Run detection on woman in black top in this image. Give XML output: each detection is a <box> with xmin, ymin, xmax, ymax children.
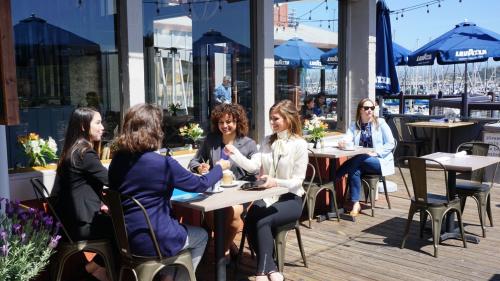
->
<box><xmin>52</xmin><ymin>107</ymin><xmax>110</xmax><ymax>281</ymax></box>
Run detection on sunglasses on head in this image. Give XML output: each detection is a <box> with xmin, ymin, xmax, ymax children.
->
<box><xmin>362</xmin><ymin>106</ymin><xmax>376</xmax><ymax>111</ymax></box>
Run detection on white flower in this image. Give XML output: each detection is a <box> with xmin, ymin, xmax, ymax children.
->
<box><xmin>47</xmin><ymin>137</ymin><xmax>58</xmax><ymax>153</ymax></box>
<box><xmin>32</xmin><ymin>145</ymin><xmax>41</xmax><ymax>154</ymax></box>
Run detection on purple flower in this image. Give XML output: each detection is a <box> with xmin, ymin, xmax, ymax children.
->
<box><xmin>12</xmin><ymin>224</ymin><xmax>22</xmax><ymax>235</ymax></box>
<box><xmin>5</xmin><ymin>201</ymin><xmax>14</xmax><ymax>218</ymax></box>
<box><xmin>21</xmin><ymin>233</ymin><xmax>27</xmax><ymax>244</ymax></box>
<box><xmin>32</xmin><ymin>218</ymin><xmax>41</xmax><ymax>231</ymax></box>
<box><xmin>1</xmin><ymin>244</ymin><xmax>8</xmax><ymax>257</ymax></box>
<box><xmin>18</xmin><ymin>212</ymin><xmax>29</xmax><ymax>223</ymax></box>
<box><xmin>43</xmin><ymin>216</ymin><xmax>54</xmax><ymax>229</ymax></box>
<box><xmin>1</xmin><ymin>231</ymin><xmax>7</xmax><ymax>243</ymax></box>
<box><xmin>54</xmin><ymin>222</ymin><xmax>62</xmax><ymax>235</ymax></box>
<box><xmin>48</xmin><ymin>235</ymin><xmax>61</xmax><ymax>249</ymax></box>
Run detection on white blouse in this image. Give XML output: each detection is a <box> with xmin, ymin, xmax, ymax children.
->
<box><xmin>229</xmin><ymin>130</ymin><xmax>309</xmax><ymax>205</ymax></box>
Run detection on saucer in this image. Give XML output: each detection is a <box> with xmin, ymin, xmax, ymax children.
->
<box><xmin>340</xmin><ymin>147</ymin><xmax>356</xmax><ymax>151</ymax></box>
<box><xmin>205</xmin><ymin>188</ymin><xmax>223</xmax><ymax>193</ymax></box>
<box><xmin>220</xmin><ymin>183</ymin><xmax>238</xmax><ymax>188</ymax></box>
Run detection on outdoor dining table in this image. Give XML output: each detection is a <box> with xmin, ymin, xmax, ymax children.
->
<box><xmin>421</xmin><ymin>152</ymin><xmax>500</xmax><ymax>244</ymax></box>
<box><xmin>308</xmin><ymin>146</ymin><xmax>374</xmax><ymax>216</ymax></box>
<box><xmin>407</xmin><ymin>121</ymin><xmax>475</xmax><ymax>153</ymax></box>
<box><xmin>172</xmin><ymin>181</ymin><xmax>288</xmax><ymax>281</ymax></box>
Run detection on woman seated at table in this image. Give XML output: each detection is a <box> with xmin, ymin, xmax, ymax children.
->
<box><xmin>108</xmin><ymin>103</ymin><xmax>231</xmax><ymax>280</ymax></box>
<box><xmin>336</xmin><ymin>98</ymin><xmax>395</xmax><ymax>216</ymax></box>
<box><xmin>301</xmin><ymin>96</ymin><xmax>315</xmax><ymax>120</ymax></box>
<box><xmin>188</xmin><ymin>103</ymin><xmax>257</xmax><ymax>260</ymax></box>
<box><xmin>314</xmin><ymin>92</ymin><xmax>327</xmax><ymax>117</ymax></box>
<box><xmin>224</xmin><ymin>99</ymin><xmax>308</xmax><ymax>281</ymax></box>
<box><xmin>52</xmin><ymin>107</ymin><xmax>111</xmax><ymax>281</ymax></box>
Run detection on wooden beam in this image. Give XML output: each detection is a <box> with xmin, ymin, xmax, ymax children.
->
<box><xmin>0</xmin><ymin>0</ymin><xmax>19</xmax><ymax>125</ymax></box>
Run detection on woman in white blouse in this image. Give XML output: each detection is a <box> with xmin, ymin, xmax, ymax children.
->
<box><xmin>224</xmin><ymin>99</ymin><xmax>308</xmax><ymax>281</ymax></box>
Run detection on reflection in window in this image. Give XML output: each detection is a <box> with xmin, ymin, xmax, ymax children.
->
<box><xmin>8</xmin><ymin>1</ymin><xmax>119</xmax><ymax>168</ymax></box>
<box><xmin>273</xmin><ymin>0</ymin><xmax>338</xmax><ymax>127</ymax></box>
<box><xmin>143</xmin><ymin>0</ymin><xmax>252</xmax><ymax>148</ymax></box>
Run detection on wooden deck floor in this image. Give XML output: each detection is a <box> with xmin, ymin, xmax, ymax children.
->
<box><xmin>197</xmin><ymin>168</ymin><xmax>500</xmax><ymax>281</ymax></box>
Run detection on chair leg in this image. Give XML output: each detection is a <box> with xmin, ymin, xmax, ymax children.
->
<box><xmin>401</xmin><ymin>204</ymin><xmax>417</xmax><ymax>249</ymax></box>
<box><xmin>381</xmin><ymin>177</ymin><xmax>391</xmax><ymax>209</ymax></box>
<box><xmin>486</xmin><ymin>194</ymin><xmax>493</xmax><ymax>227</ymax></box>
<box><xmin>455</xmin><ymin>208</ymin><xmax>468</xmax><ymax>249</ymax></box>
<box><xmin>419</xmin><ymin>210</ymin><xmax>428</xmax><ymax>238</ymax></box>
<box><xmin>328</xmin><ymin>187</ymin><xmax>341</xmax><ymax>222</ymax></box>
<box><xmin>474</xmin><ymin>193</ymin><xmax>487</xmax><ymax>238</ymax></box>
<box><xmin>459</xmin><ymin>196</ymin><xmax>467</xmax><ymax>213</ymax></box>
<box><xmin>295</xmin><ymin>226</ymin><xmax>308</xmax><ymax>268</ymax></box>
<box><xmin>429</xmin><ymin>208</ymin><xmax>446</xmax><ymax>258</ymax></box>
<box><xmin>274</xmin><ymin>230</ymin><xmax>288</xmax><ymax>273</ymax></box>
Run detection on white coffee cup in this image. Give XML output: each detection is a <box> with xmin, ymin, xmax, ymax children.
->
<box><xmin>344</xmin><ymin>141</ymin><xmax>354</xmax><ymax>150</ymax></box>
<box><xmin>222</xmin><ymin>170</ymin><xmax>235</xmax><ymax>185</ymax></box>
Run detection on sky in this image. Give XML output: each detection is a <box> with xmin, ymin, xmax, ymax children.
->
<box><xmin>289</xmin><ymin>0</ymin><xmax>500</xmax><ymax>51</ymax></box>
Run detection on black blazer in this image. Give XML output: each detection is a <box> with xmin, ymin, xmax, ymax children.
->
<box><xmin>52</xmin><ymin>149</ymin><xmax>108</xmax><ymax>239</ymax></box>
<box><xmin>188</xmin><ymin>133</ymin><xmax>257</xmax><ymax>180</ymax></box>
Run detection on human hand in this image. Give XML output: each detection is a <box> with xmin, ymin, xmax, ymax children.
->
<box><xmin>258</xmin><ymin>175</ymin><xmax>278</xmax><ymax>189</ymax></box>
<box><xmin>197</xmin><ymin>163</ymin><xmax>210</xmax><ymax>174</ymax></box>
<box><xmin>338</xmin><ymin>140</ymin><xmax>346</xmax><ymax>149</ymax></box>
<box><xmin>367</xmin><ymin>151</ymin><xmax>378</xmax><ymax>157</ymax></box>
<box><xmin>216</xmin><ymin>159</ymin><xmax>231</xmax><ymax>170</ymax></box>
<box><xmin>223</xmin><ymin>144</ymin><xmax>237</xmax><ymax>156</ymax></box>
<box><xmin>100</xmin><ymin>204</ymin><xmax>109</xmax><ymax>214</ymax></box>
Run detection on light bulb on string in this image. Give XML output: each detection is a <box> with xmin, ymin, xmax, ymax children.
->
<box><xmin>219</xmin><ymin>0</ymin><xmax>222</xmax><ymax>11</ymax></box>
<box><xmin>438</xmin><ymin>1</ymin><xmax>441</xmax><ymax>7</ymax></box>
<box><xmin>188</xmin><ymin>2</ymin><xmax>192</xmax><ymax>17</ymax></box>
<box><xmin>309</xmin><ymin>11</ymin><xmax>311</xmax><ymax>20</ymax></box>
<box><xmin>426</xmin><ymin>5</ymin><xmax>429</xmax><ymax>13</ymax></box>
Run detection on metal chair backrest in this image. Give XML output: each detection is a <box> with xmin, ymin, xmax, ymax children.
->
<box><xmin>392</xmin><ymin>117</ymin><xmax>406</xmax><ymax>142</ymax></box>
<box><xmin>456</xmin><ymin>141</ymin><xmax>500</xmax><ymax>185</ymax></box>
<box><xmin>30</xmin><ymin>178</ymin><xmax>73</xmax><ymax>243</ymax></box>
<box><xmin>307</xmin><ymin>148</ymin><xmax>323</xmax><ymax>186</ymax></box>
<box><xmin>397</xmin><ymin>157</ymin><xmax>449</xmax><ymax>204</ymax></box>
<box><xmin>392</xmin><ymin>117</ymin><xmax>417</xmax><ymax>142</ymax></box>
<box><xmin>302</xmin><ymin>163</ymin><xmax>316</xmax><ymax>210</ymax></box>
<box><xmin>104</xmin><ymin>189</ymin><xmax>164</xmax><ymax>260</ymax></box>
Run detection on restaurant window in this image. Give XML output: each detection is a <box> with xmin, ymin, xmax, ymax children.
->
<box><xmin>143</xmin><ymin>0</ymin><xmax>252</xmax><ymax>148</ymax></box>
<box><xmin>7</xmin><ymin>0</ymin><xmax>120</xmax><ymax>168</ymax></box>
<box><xmin>273</xmin><ymin>0</ymin><xmax>338</xmax><ymax>128</ymax></box>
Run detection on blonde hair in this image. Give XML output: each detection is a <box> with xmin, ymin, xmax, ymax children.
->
<box><xmin>268</xmin><ymin>99</ymin><xmax>303</xmax><ymax>145</ymax></box>
<box><xmin>355</xmin><ymin>98</ymin><xmax>379</xmax><ymax>130</ymax></box>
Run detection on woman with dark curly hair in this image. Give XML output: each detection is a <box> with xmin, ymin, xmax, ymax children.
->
<box><xmin>188</xmin><ymin>103</ymin><xmax>257</xmax><ymax>260</ymax></box>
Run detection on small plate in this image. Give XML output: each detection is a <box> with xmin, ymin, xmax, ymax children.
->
<box><xmin>340</xmin><ymin>147</ymin><xmax>356</xmax><ymax>151</ymax></box>
<box><xmin>220</xmin><ymin>183</ymin><xmax>238</xmax><ymax>188</ymax></box>
<box><xmin>205</xmin><ymin>188</ymin><xmax>223</xmax><ymax>193</ymax></box>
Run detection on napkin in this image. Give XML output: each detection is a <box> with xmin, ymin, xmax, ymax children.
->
<box><xmin>433</xmin><ymin>156</ymin><xmax>450</xmax><ymax>162</ymax></box>
<box><xmin>455</xmin><ymin>151</ymin><xmax>467</xmax><ymax>157</ymax></box>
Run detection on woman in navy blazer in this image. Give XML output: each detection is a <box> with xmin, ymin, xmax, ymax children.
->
<box><xmin>188</xmin><ymin>103</ymin><xmax>257</xmax><ymax>260</ymax></box>
<box><xmin>108</xmin><ymin>104</ymin><xmax>230</xmax><ymax>278</ymax></box>
<box><xmin>337</xmin><ymin>98</ymin><xmax>395</xmax><ymax>216</ymax></box>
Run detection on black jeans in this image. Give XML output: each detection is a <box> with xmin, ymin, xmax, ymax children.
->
<box><xmin>245</xmin><ymin>193</ymin><xmax>302</xmax><ymax>274</ymax></box>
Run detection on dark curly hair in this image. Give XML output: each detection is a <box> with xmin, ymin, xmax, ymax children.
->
<box><xmin>210</xmin><ymin>103</ymin><xmax>249</xmax><ymax>138</ymax></box>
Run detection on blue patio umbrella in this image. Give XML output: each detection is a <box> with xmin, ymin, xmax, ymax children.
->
<box><xmin>407</xmin><ymin>21</ymin><xmax>500</xmax><ymax>116</ymax></box>
<box><xmin>274</xmin><ymin>37</ymin><xmax>324</xmax><ymax>69</ymax></box>
<box><xmin>376</xmin><ymin>0</ymin><xmax>400</xmax><ymax>95</ymax></box>
<box><xmin>321</xmin><ymin>42</ymin><xmax>411</xmax><ymax>67</ymax></box>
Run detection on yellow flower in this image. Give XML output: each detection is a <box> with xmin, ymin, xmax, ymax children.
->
<box><xmin>29</xmin><ymin>133</ymin><xmax>39</xmax><ymax>140</ymax></box>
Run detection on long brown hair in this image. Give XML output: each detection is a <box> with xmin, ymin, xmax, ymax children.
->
<box><xmin>268</xmin><ymin>99</ymin><xmax>303</xmax><ymax>145</ymax></box>
<box><xmin>355</xmin><ymin>98</ymin><xmax>379</xmax><ymax>130</ymax></box>
<box><xmin>210</xmin><ymin>103</ymin><xmax>249</xmax><ymax>138</ymax></box>
<box><xmin>115</xmin><ymin>104</ymin><xmax>164</xmax><ymax>154</ymax></box>
<box><xmin>57</xmin><ymin>107</ymin><xmax>98</xmax><ymax>174</ymax></box>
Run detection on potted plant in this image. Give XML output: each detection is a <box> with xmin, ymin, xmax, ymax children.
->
<box><xmin>0</xmin><ymin>199</ymin><xmax>61</xmax><ymax>280</ymax></box>
<box><xmin>168</xmin><ymin>103</ymin><xmax>182</xmax><ymax>116</ymax></box>
<box><xmin>304</xmin><ymin>116</ymin><xmax>328</xmax><ymax>148</ymax></box>
<box><xmin>179</xmin><ymin>123</ymin><xmax>204</xmax><ymax>149</ymax></box>
<box><xmin>17</xmin><ymin>133</ymin><xmax>58</xmax><ymax>167</ymax></box>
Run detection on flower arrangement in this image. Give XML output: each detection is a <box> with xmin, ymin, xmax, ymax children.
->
<box><xmin>179</xmin><ymin>123</ymin><xmax>204</xmax><ymax>143</ymax></box>
<box><xmin>0</xmin><ymin>199</ymin><xmax>61</xmax><ymax>281</ymax></box>
<box><xmin>304</xmin><ymin>116</ymin><xmax>328</xmax><ymax>143</ymax></box>
<box><xmin>17</xmin><ymin>133</ymin><xmax>58</xmax><ymax>167</ymax></box>
<box><xmin>168</xmin><ymin>103</ymin><xmax>182</xmax><ymax>116</ymax></box>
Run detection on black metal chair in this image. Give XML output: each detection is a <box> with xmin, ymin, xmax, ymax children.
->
<box><xmin>397</xmin><ymin>157</ymin><xmax>467</xmax><ymax>258</ymax></box>
<box><xmin>306</xmin><ymin>150</ymin><xmax>340</xmax><ymax>226</ymax></box>
<box><xmin>103</xmin><ymin>189</ymin><xmax>196</xmax><ymax>281</ymax></box>
<box><xmin>30</xmin><ymin>178</ymin><xmax>116</xmax><ymax>281</ymax></box>
<box><xmin>392</xmin><ymin>116</ymin><xmax>427</xmax><ymax>156</ymax></box>
<box><xmin>360</xmin><ymin>139</ymin><xmax>397</xmax><ymax>217</ymax></box>
<box><xmin>455</xmin><ymin>141</ymin><xmax>499</xmax><ymax>238</ymax></box>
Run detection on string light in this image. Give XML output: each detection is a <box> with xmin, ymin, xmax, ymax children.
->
<box><xmin>426</xmin><ymin>5</ymin><xmax>429</xmax><ymax>13</ymax></box>
<box><xmin>390</xmin><ymin>0</ymin><xmax>463</xmax><ymax>20</ymax></box>
<box><xmin>309</xmin><ymin>11</ymin><xmax>311</xmax><ymax>20</ymax></box>
<box><xmin>218</xmin><ymin>0</ymin><xmax>222</xmax><ymax>11</ymax></box>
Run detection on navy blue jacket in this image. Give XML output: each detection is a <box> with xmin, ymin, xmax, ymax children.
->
<box><xmin>108</xmin><ymin>151</ymin><xmax>222</xmax><ymax>257</ymax></box>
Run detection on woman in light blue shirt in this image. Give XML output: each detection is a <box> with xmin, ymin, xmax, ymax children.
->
<box><xmin>337</xmin><ymin>98</ymin><xmax>395</xmax><ymax>216</ymax></box>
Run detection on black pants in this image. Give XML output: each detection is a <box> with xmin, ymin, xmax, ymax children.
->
<box><xmin>245</xmin><ymin>193</ymin><xmax>302</xmax><ymax>274</ymax></box>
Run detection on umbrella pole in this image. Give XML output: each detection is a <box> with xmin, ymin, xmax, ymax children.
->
<box><xmin>461</xmin><ymin>62</ymin><xmax>469</xmax><ymax>118</ymax></box>
<box><xmin>452</xmin><ymin>64</ymin><xmax>456</xmax><ymax>94</ymax></box>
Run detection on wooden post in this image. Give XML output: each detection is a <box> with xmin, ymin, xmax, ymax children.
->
<box><xmin>0</xmin><ymin>0</ymin><xmax>19</xmax><ymax>125</ymax></box>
